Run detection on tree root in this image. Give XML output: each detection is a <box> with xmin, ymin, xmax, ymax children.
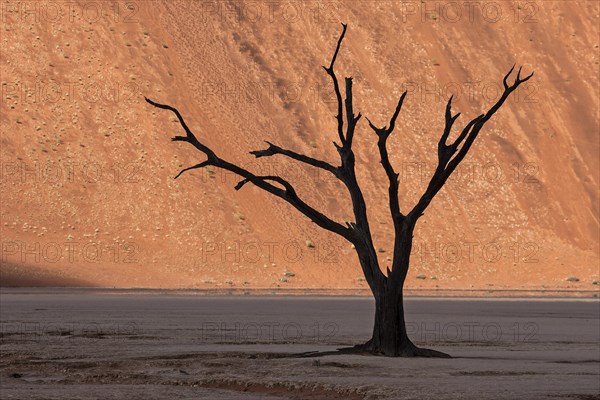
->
<box><xmin>342</xmin><ymin>339</ymin><xmax>452</xmax><ymax>358</ymax></box>
<box><xmin>402</xmin><ymin>345</ymin><xmax>452</xmax><ymax>358</ymax></box>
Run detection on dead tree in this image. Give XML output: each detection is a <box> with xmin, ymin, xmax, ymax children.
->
<box><xmin>146</xmin><ymin>24</ymin><xmax>533</xmax><ymax>357</ymax></box>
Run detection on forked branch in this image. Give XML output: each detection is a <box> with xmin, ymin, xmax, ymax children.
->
<box><xmin>144</xmin><ymin>97</ymin><xmax>352</xmax><ymax>241</ymax></box>
<box><xmin>366</xmin><ymin>90</ymin><xmax>408</xmax><ymax>223</ymax></box>
<box><xmin>409</xmin><ymin>65</ymin><xmax>534</xmax><ymax>220</ymax></box>
<box><xmin>323</xmin><ymin>23</ymin><xmax>348</xmax><ymax>146</ymax></box>
<box><xmin>365</xmin><ymin>91</ymin><xmax>409</xmax><ymax>276</ymax></box>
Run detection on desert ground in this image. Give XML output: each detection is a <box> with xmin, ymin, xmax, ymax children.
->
<box><xmin>1</xmin><ymin>289</ymin><xmax>598</xmax><ymax>399</ymax></box>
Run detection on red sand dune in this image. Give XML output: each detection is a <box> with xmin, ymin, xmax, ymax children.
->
<box><xmin>1</xmin><ymin>1</ymin><xmax>598</xmax><ymax>291</ymax></box>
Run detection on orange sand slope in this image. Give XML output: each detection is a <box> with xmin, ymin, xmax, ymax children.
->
<box><xmin>1</xmin><ymin>1</ymin><xmax>598</xmax><ymax>291</ymax></box>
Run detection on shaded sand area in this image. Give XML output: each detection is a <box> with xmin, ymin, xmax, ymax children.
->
<box><xmin>1</xmin><ymin>289</ymin><xmax>598</xmax><ymax>399</ymax></box>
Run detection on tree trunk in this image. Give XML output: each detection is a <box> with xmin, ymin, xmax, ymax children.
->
<box><xmin>362</xmin><ymin>286</ymin><xmax>450</xmax><ymax>357</ymax></box>
<box><xmin>354</xmin><ymin>221</ymin><xmax>451</xmax><ymax>358</ymax></box>
<box><xmin>369</xmin><ymin>287</ymin><xmax>411</xmax><ymax>356</ymax></box>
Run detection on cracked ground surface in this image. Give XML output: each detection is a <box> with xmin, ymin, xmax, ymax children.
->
<box><xmin>1</xmin><ymin>290</ymin><xmax>598</xmax><ymax>399</ymax></box>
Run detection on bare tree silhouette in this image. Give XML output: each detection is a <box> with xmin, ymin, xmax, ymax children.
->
<box><xmin>146</xmin><ymin>24</ymin><xmax>533</xmax><ymax>357</ymax></box>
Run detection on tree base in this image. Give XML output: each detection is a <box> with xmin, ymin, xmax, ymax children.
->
<box><xmin>345</xmin><ymin>339</ymin><xmax>452</xmax><ymax>358</ymax></box>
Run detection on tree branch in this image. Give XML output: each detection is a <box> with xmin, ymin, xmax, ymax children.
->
<box><xmin>249</xmin><ymin>141</ymin><xmax>340</xmax><ymax>177</ymax></box>
<box><xmin>323</xmin><ymin>23</ymin><xmax>348</xmax><ymax>146</ymax></box>
<box><xmin>319</xmin><ymin>24</ymin><xmax>386</xmax><ymax>289</ymax></box>
<box><xmin>366</xmin><ymin>91</ymin><xmax>408</xmax><ymax>222</ymax></box>
<box><xmin>234</xmin><ymin>175</ymin><xmax>292</xmax><ymax>192</ymax></box>
<box><xmin>437</xmin><ymin>95</ymin><xmax>461</xmax><ymax>166</ymax></box>
<box><xmin>145</xmin><ymin>97</ymin><xmax>218</xmax><ymax>162</ymax></box>
<box><xmin>174</xmin><ymin>160</ymin><xmax>211</xmax><ymax>179</ymax></box>
<box><xmin>344</xmin><ymin>77</ymin><xmax>362</xmax><ymax>148</ymax></box>
<box><xmin>145</xmin><ymin>98</ymin><xmax>352</xmax><ymax>241</ymax></box>
<box><xmin>409</xmin><ymin>65</ymin><xmax>534</xmax><ymax>220</ymax></box>
<box><xmin>366</xmin><ymin>91</ymin><xmax>409</xmax><ymax>275</ymax></box>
